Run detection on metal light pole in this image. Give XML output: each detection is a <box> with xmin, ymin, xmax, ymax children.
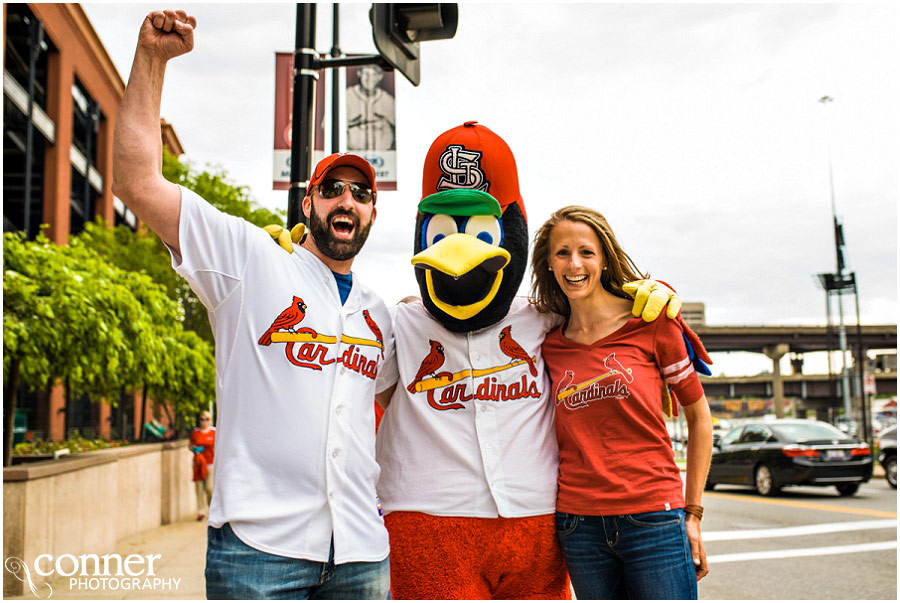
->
<box><xmin>818</xmin><ymin>95</ymin><xmax>852</xmax><ymax>423</ymax></box>
<box><xmin>288</xmin><ymin>4</ymin><xmax>318</xmax><ymax>229</ymax></box>
<box><xmin>331</xmin><ymin>3</ymin><xmax>341</xmax><ymax>154</ymax></box>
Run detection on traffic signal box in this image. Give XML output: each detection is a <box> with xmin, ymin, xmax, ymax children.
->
<box><xmin>370</xmin><ymin>3</ymin><xmax>458</xmax><ymax>86</ymax></box>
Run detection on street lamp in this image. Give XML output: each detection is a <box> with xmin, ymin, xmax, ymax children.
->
<box><xmin>816</xmin><ymin>96</ymin><xmax>863</xmax><ymax>436</ymax></box>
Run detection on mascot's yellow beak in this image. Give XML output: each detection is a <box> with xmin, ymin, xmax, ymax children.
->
<box><xmin>411</xmin><ymin>233</ymin><xmax>510</xmax><ymax>320</ymax></box>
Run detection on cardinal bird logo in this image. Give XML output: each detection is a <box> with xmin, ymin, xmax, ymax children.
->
<box><xmin>498</xmin><ymin>326</ymin><xmax>537</xmax><ymax>377</ymax></box>
<box><xmin>407</xmin><ymin>340</ymin><xmax>447</xmax><ymax>393</ymax></box>
<box><xmin>258</xmin><ymin>295</ymin><xmax>316</xmax><ymax>346</ymax></box>
<box><xmin>362</xmin><ymin>309</ymin><xmax>384</xmax><ymax>358</ymax></box>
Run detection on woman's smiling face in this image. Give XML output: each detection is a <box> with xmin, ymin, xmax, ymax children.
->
<box><xmin>548</xmin><ymin>219</ymin><xmax>606</xmax><ymax>302</ymax></box>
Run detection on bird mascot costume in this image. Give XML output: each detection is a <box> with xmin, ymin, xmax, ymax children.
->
<box><xmin>374</xmin><ymin>121</ymin><xmax>690</xmax><ymax>599</ymax></box>
<box><xmin>266</xmin><ymin>122</ymin><xmax>703</xmax><ymax>599</ymax></box>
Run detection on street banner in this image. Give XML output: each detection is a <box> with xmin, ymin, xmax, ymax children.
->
<box><xmin>346</xmin><ymin>64</ymin><xmax>397</xmax><ymax>190</ymax></box>
<box><xmin>273</xmin><ymin>52</ymin><xmax>326</xmax><ymax>190</ymax></box>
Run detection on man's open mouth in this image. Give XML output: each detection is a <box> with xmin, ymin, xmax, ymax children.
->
<box><xmin>330</xmin><ymin>215</ymin><xmax>357</xmax><ymax>239</ymax></box>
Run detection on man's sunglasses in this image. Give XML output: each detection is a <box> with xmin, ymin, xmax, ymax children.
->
<box><xmin>317</xmin><ymin>179</ymin><xmax>375</xmax><ymax>204</ymax></box>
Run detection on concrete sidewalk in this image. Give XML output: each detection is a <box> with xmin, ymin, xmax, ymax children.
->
<box><xmin>9</xmin><ymin>520</ymin><xmax>207</xmax><ymax>600</ymax></box>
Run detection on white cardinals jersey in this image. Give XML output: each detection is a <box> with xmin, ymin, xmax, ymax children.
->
<box><xmin>375</xmin><ymin>298</ymin><xmax>562</xmax><ymax>517</ymax></box>
<box><xmin>170</xmin><ymin>186</ymin><xmax>391</xmax><ymax>563</ymax></box>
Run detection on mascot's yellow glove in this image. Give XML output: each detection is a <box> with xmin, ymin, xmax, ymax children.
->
<box><xmin>622</xmin><ymin>279</ymin><xmax>682</xmax><ymax>322</ymax></box>
<box><xmin>263</xmin><ymin>223</ymin><xmax>307</xmax><ymax>253</ymax></box>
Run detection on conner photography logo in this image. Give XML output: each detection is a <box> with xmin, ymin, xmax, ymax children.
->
<box><xmin>5</xmin><ymin>552</ymin><xmax>180</xmax><ymax>598</ymax></box>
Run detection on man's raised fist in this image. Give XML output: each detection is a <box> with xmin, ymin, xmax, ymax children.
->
<box><xmin>138</xmin><ymin>10</ymin><xmax>197</xmax><ymax>61</ymax></box>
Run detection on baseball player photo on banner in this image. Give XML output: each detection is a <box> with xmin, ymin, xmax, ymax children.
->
<box><xmin>346</xmin><ymin>63</ymin><xmax>397</xmax><ymax>190</ymax></box>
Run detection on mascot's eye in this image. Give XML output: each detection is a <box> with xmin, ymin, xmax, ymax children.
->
<box><xmin>423</xmin><ymin>214</ymin><xmax>458</xmax><ymax>248</ymax></box>
<box><xmin>462</xmin><ymin>215</ymin><xmax>503</xmax><ymax>246</ymax></box>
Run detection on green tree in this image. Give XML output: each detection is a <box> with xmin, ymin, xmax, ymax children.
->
<box><xmin>2</xmin><ymin>233</ymin><xmax>215</xmax><ymax>464</ymax></box>
<box><xmin>4</xmin><ymin>151</ymin><xmax>276</xmax><ymax>461</ymax></box>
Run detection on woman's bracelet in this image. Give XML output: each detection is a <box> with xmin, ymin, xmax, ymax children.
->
<box><xmin>683</xmin><ymin>504</ymin><xmax>704</xmax><ymax>521</ymax></box>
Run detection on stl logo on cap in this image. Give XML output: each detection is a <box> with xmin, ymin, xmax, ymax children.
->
<box><xmin>437</xmin><ymin>145</ymin><xmax>490</xmax><ymax>193</ymax></box>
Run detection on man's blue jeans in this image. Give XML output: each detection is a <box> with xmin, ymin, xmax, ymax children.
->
<box><xmin>555</xmin><ymin>509</ymin><xmax>698</xmax><ymax>600</ymax></box>
<box><xmin>206</xmin><ymin>523</ymin><xmax>390</xmax><ymax>599</ymax></box>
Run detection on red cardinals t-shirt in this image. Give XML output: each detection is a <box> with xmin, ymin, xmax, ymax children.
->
<box><xmin>542</xmin><ymin>316</ymin><xmax>704</xmax><ymax>516</ymax></box>
<box><xmin>190</xmin><ymin>428</ymin><xmax>216</xmax><ymax>466</ymax></box>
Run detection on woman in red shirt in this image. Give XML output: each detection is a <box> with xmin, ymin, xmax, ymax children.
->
<box><xmin>189</xmin><ymin>410</ymin><xmax>216</xmax><ymax>521</ymax></box>
<box><xmin>530</xmin><ymin>206</ymin><xmax>713</xmax><ymax>600</ymax></box>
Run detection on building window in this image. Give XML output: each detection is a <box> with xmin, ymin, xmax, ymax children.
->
<box><xmin>3</xmin><ymin>4</ymin><xmax>54</xmax><ymax>239</ymax></box>
<box><xmin>114</xmin><ymin>197</ymin><xmax>138</xmax><ymax>232</ymax></box>
<box><xmin>69</xmin><ymin>77</ymin><xmax>103</xmax><ymax>236</ymax></box>
<box><xmin>4</xmin><ymin>5</ymin><xmax>48</xmax><ymax>109</ymax></box>
<box><xmin>71</xmin><ymin>78</ymin><xmax>100</xmax><ymax>164</ymax></box>
<box><xmin>69</xmin><ymin>167</ymin><xmax>97</xmax><ymax>235</ymax></box>
<box><xmin>109</xmin><ymin>391</ymin><xmax>135</xmax><ymax>441</ymax></box>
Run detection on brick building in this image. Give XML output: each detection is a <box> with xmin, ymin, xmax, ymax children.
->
<box><xmin>4</xmin><ymin>4</ymin><xmax>183</xmax><ymax>442</ymax></box>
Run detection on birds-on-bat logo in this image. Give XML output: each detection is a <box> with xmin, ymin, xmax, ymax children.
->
<box><xmin>554</xmin><ymin>352</ymin><xmax>633</xmax><ymax>410</ymax></box>
<box><xmin>407</xmin><ymin>326</ymin><xmax>542</xmax><ymax>412</ymax></box>
<box><xmin>257</xmin><ymin>297</ymin><xmax>383</xmax><ymax>379</ymax></box>
<box><xmin>258</xmin><ymin>296</ymin><xmax>317</xmax><ymax>346</ymax></box>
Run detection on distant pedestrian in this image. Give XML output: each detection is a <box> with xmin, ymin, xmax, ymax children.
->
<box><xmin>189</xmin><ymin>411</ymin><xmax>215</xmax><ymax>521</ymax></box>
<box><xmin>531</xmin><ymin>205</ymin><xmax>714</xmax><ymax>600</ymax></box>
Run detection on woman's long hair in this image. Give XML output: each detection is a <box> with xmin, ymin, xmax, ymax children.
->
<box><xmin>529</xmin><ymin>205</ymin><xmax>646</xmax><ymax>317</ymax></box>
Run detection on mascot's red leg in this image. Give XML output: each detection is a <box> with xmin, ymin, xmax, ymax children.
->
<box><xmin>385</xmin><ymin>512</ymin><xmax>570</xmax><ymax>600</ymax></box>
<box><xmin>385</xmin><ymin>512</ymin><xmax>492</xmax><ymax>599</ymax></box>
<box><xmin>487</xmin><ymin>514</ymin><xmax>570</xmax><ymax>600</ymax></box>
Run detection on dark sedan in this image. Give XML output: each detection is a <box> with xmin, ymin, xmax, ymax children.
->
<box><xmin>706</xmin><ymin>419</ymin><xmax>873</xmax><ymax>496</ymax></box>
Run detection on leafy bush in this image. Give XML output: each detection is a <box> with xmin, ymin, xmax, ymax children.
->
<box><xmin>13</xmin><ymin>431</ymin><xmax>128</xmax><ymax>456</ymax></box>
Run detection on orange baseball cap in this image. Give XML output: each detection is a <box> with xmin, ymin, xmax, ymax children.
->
<box><xmin>421</xmin><ymin>121</ymin><xmax>525</xmax><ymax>220</ymax></box>
<box><xmin>310</xmin><ymin>153</ymin><xmax>378</xmax><ymax>195</ymax></box>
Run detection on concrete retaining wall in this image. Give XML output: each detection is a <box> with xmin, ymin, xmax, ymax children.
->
<box><xmin>3</xmin><ymin>439</ymin><xmax>195</xmax><ymax>596</ymax></box>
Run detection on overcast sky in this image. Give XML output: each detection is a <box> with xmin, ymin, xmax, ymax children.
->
<box><xmin>83</xmin><ymin>3</ymin><xmax>897</xmax><ymax>376</ymax></box>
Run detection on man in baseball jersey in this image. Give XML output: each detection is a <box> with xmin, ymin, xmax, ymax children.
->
<box><xmin>113</xmin><ymin>10</ymin><xmax>391</xmax><ymax>598</ymax></box>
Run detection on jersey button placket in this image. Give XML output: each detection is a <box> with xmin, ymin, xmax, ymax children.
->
<box><xmin>470</xmin><ymin>332</ymin><xmax>505</xmax><ymax>512</ymax></box>
<box><xmin>326</xmin><ymin>320</ymin><xmax>347</xmax><ymax>535</ymax></box>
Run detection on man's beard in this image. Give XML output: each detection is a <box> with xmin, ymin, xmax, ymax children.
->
<box><xmin>308</xmin><ymin>200</ymin><xmax>373</xmax><ymax>261</ymax></box>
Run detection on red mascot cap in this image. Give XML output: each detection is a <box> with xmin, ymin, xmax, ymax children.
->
<box><xmin>421</xmin><ymin>121</ymin><xmax>525</xmax><ymax>221</ymax></box>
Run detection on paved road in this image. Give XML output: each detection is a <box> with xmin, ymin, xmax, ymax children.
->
<box><xmin>699</xmin><ymin>477</ymin><xmax>897</xmax><ymax>600</ymax></box>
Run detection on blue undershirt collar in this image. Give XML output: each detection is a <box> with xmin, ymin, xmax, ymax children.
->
<box><xmin>332</xmin><ymin>271</ymin><xmax>353</xmax><ymax>305</ymax></box>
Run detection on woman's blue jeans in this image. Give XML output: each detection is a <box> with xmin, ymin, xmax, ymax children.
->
<box><xmin>555</xmin><ymin>509</ymin><xmax>698</xmax><ymax>600</ymax></box>
<box><xmin>206</xmin><ymin>523</ymin><xmax>390</xmax><ymax>599</ymax></box>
